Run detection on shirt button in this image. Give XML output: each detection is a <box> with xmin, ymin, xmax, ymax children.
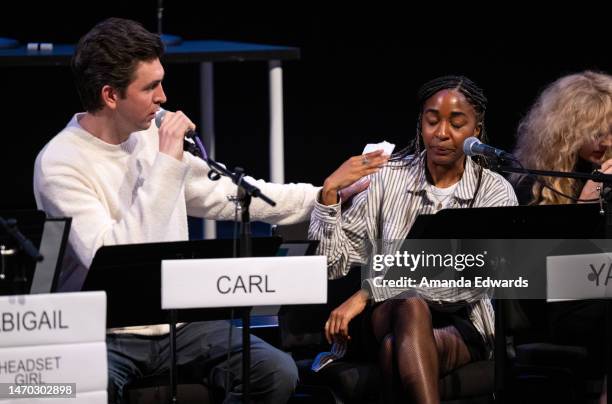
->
<box><xmin>328</xmin><ymin>210</ymin><xmax>337</xmax><ymax>217</ymax></box>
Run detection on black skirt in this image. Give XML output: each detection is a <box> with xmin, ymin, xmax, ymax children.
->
<box><xmin>358</xmin><ymin>292</ymin><xmax>488</xmax><ymax>363</ymax></box>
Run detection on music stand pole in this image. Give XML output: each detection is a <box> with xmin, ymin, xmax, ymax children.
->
<box><xmin>169</xmin><ymin>309</ymin><xmax>178</xmax><ymax>403</ymax></box>
<box><xmin>236</xmin><ymin>169</ymin><xmax>253</xmax><ymax>403</ymax></box>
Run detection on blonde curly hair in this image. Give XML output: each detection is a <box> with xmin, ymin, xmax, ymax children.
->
<box><xmin>513</xmin><ymin>71</ymin><xmax>612</xmax><ymax>204</ymax></box>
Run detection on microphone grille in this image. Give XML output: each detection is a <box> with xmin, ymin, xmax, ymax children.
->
<box><xmin>462</xmin><ymin>137</ymin><xmax>481</xmax><ymax>156</ymax></box>
<box><xmin>154</xmin><ymin>108</ymin><xmax>166</xmax><ymax>128</ymax></box>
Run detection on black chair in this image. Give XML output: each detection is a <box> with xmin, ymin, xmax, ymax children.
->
<box><xmin>497</xmin><ymin>299</ymin><xmax>605</xmax><ymax>404</ymax></box>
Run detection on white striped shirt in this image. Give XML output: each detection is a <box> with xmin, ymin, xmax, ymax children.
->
<box><xmin>308</xmin><ymin>152</ymin><xmax>518</xmax><ymax>356</ymax></box>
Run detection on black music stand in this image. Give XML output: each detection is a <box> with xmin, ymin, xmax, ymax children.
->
<box><xmin>408</xmin><ymin>203</ymin><xmax>607</xmax><ymax>239</ymax></box>
<box><xmin>82</xmin><ymin>237</ymin><xmax>281</xmax><ymax>403</ymax></box>
<box><xmin>407</xmin><ymin>203</ymin><xmax>610</xmax><ymax>401</ymax></box>
<box><xmin>0</xmin><ymin>210</ymin><xmax>46</xmax><ymax>295</ymax></box>
<box><xmin>29</xmin><ymin>217</ymin><xmax>71</xmax><ymax>294</ymax></box>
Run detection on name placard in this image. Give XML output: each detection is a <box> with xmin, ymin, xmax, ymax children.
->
<box><xmin>0</xmin><ymin>292</ymin><xmax>107</xmax><ymax>404</ymax></box>
<box><xmin>547</xmin><ymin>253</ymin><xmax>612</xmax><ymax>301</ymax></box>
<box><xmin>0</xmin><ymin>341</ymin><xmax>106</xmax><ymax>390</ymax></box>
<box><xmin>162</xmin><ymin>256</ymin><xmax>327</xmax><ymax>309</ymax></box>
<box><xmin>0</xmin><ymin>292</ymin><xmax>106</xmax><ymax>348</ymax></box>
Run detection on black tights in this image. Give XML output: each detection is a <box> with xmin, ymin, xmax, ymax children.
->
<box><xmin>371</xmin><ymin>297</ymin><xmax>472</xmax><ymax>404</ymax></box>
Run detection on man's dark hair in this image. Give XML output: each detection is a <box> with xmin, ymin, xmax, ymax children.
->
<box><xmin>71</xmin><ymin>18</ymin><xmax>164</xmax><ymax>112</ymax></box>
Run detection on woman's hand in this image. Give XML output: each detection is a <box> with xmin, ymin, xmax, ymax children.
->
<box><xmin>325</xmin><ymin>289</ymin><xmax>369</xmax><ymax>344</ymax></box>
<box><xmin>321</xmin><ymin>150</ymin><xmax>389</xmax><ymax>205</ymax></box>
<box><xmin>579</xmin><ymin>158</ymin><xmax>612</xmax><ymax>201</ymax></box>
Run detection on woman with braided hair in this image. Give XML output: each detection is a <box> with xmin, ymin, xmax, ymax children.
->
<box><xmin>309</xmin><ymin>75</ymin><xmax>517</xmax><ymax>403</ymax></box>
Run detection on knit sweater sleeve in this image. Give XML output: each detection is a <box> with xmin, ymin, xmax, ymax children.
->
<box><xmin>182</xmin><ymin>152</ymin><xmax>320</xmax><ymax>225</ymax></box>
<box><xmin>34</xmin><ymin>150</ymin><xmax>189</xmax><ymax>269</ymax></box>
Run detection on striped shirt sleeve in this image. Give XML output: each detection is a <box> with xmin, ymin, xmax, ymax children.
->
<box><xmin>308</xmin><ymin>189</ymin><xmax>370</xmax><ymax>279</ymax></box>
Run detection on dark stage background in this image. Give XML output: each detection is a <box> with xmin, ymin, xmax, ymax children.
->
<box><xmin>1</xmin><ymin>4</ymin><xmax>610</xmax><ymax>210</ymax></box>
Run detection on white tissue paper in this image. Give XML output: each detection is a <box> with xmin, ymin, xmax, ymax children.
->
<box><xmin>362</xmin><ymin>140</ymin><xmax>395</xmax><ymax>155</ymax></box>
<box><xmin>346</xmin><ymin>140</ymin><xmax>396</xmax><ymax>191</ymax></box>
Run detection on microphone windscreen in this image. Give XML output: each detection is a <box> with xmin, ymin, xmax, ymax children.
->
<box><xmin>462</xmin><ymin>137</ymin><xmax>481</xmax><ymax>156</ymax></box>
<box><xmin>154</xmin><ymin>109</ymin><xmax>167</xmax><ymax>128</ymax></box>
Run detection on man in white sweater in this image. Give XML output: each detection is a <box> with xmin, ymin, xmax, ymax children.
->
<box><xmin>33</xmin><ymin>18</ymin><xmax>387</xmax><ymax>404</ymax></box>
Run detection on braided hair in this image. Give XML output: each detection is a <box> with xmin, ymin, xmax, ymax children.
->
<box><xmin>392</xmin><ymin>75</ymin><xmax>489</xmax><ymax>206</ymax></box>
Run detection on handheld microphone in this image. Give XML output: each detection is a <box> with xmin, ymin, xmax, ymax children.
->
<box><xmin>463</xmin><ymin>137</ymin><xmax>515</xmax><ymax>160</ymax></box>
<box><xmin>154</xmin><ymin>108</ymin><xmax>197</xmax><ymax>139</ymax></box>
<box><xmin>154</xmin><ymin>108</ymin><xmax>208</xmax><ymax>160</ymax></box>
